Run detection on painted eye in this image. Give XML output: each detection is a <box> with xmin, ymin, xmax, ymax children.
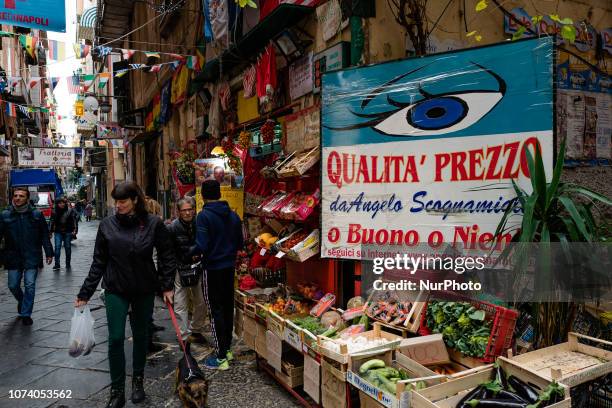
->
<box><xmin>373</xmin><ymin>91</ymin><xmax>503</xmax><ymax>136</ymax></box>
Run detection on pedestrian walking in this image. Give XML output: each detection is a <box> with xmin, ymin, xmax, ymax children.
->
<box><xmin>50</xmin><ymin>197</ymin><xmax>78</xmax><ymax>270</ymax></box>
<box><xmin>0</xmin><ymin>187</ymin><xmax>54</xmax><ymax>326</ymax></box>
<box><xmin>85</xmin><ymin>202</ymin><xmax>94</xmax><ymax>221</ymax></box>
<box><xmin>145</xmin><ymin>195</ymin><xmax>162</xmax><ymax>219</ymax></box>
<box><xmin>75</xmin><ymin>182</ymin><xmax>176</xmax><ymax>408</ymax></box>
<box><xmin>74</xmin><ymin>199</ymin><xmax>84</xmax><ymax>222</ymax></box>
<box><xmin>168</xmin><ymin>197</ymin><xmax>208</xmax><ymax>344</ymax></box>
<box><xmin>195</xmin><ymin>180</ymin><xmax>243</xmax><ymax>370</ymax></box>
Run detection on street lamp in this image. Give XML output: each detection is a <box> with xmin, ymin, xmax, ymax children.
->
<box><xmin>99</xmin><ymin>101</ymin><xmax>112</xmax><ymax>114</ymax></box>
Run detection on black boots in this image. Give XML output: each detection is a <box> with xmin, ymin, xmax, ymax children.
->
<box><xmin>131</xmin><ymin>376</ymin><xmax>146</xmax><ymax>403</ymax></box>
<box><xmin>105</xmin><ymin>389</ymin><xmax>125</xmax><ymax>408</ymax></box>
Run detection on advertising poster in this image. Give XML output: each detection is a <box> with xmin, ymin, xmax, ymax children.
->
<box><xmin>321</xmin><ymin>38</ymin><xmax>554</xmax><ymax>260</ymax></box>
<box><xmin>194</xmin><ymin>158</ymin><xmax>244</xmax><ymax>219</ymax></box>
<box><xmin>17</xmin><ymin>147</ymin><xmax>75</xmax><ymax>167</ymax></box>
<box><xmin>0</xmin><ymin>0</ymin><xmax>66</xmax><ymax>32</ymax></box>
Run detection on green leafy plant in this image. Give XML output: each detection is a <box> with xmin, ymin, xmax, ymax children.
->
<box><xmin>494</xmin><ymin>139</ymin><xmax>611</xmax><ymax>346</ymax></box>
<box><xmin>236</xmin><ymin>0</ymin><xmax>257</xmax><ymax>8</ymax></box>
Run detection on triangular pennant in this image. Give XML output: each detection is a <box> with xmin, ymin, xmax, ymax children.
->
<box><xmin>73</xmin><ymin>44</ymin><xmax>91</xmax><ymax>58</ymax></box>
<box><xmin>144</xmin><ymin>52</ymin><xmax>160</xmax><ymax>59</ymax></box>
<box><xmin>19</xmin><ymin>35</ymin><xmax>38</xmax><ymax>58</ymax></box>
<box><xmin>97</xmin><ymin>46</ymin><xmax>113</xmax><ymax>58</ymax></box>
<box><xmin>167</xmin><ymin>53</ymin><xmax>185</xmax><ymax>60</ymax></box>
<box><xmin>115</xmin><ymin>70</ymin><xmax>128</xmax><ymax>78</ymax></box>
<box><xmin>148</xmin><ymin>64</ymin><xmax>162</xmax><ymax>73</ymax></box>
<box><xmin>28</xmin><ymin>77</ymin><xmax>42</xmax><ymax>89</ymax></box>
<box><xmin>121</xmin><ymin>49</ymin><xmax>135</xmax><ymax>60</ymax></box>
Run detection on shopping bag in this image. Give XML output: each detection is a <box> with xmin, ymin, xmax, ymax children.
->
<box><xmin>68</xmin><ymin>305</ymin><xmax>96</xmax><ymax>358</ymax></box>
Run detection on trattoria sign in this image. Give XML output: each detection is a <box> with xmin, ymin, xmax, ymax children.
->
<box><xmin>320</xmin><ymin>38</ymin><xmax>554</xmax><ymax>260</ymax></box>
<box><xmin>17</xmin><ymin>147</ymin><xmax>75</xmax><ymax>167</ymax></box>
<box><xmin>0</xmin><ymin>0</ymin><xmax>66</xmax><ymax>33</ymax></box>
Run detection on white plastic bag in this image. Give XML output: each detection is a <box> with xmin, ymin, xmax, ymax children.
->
<box><xmin>68</xmin><ymin>306</ymin><xmax>96</xmax><ymax>358</ymax></box>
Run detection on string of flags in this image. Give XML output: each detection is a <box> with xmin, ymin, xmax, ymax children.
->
<box><xmin>0</xmin><ymin>100</ymin><xmax>51</xmax><ymax>117</ymax></box>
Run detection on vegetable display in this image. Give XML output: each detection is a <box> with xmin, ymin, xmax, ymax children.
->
<box><xmin>321</xmin><ymin>335</ymin><xmax>391</xmax><ymax>354</ymax></box>
<box><xmin>366</xmin><ymin>299</ymin><xmax>413</xmax><ymax>325</ymax></box>
<box><xmin>426</xmin><ymin>301</ymin><xmax>491</xmax><ymax>358</ymax></box>
<box><xmin>454</xmin><ymin>363</ymin><xmax>565</xmax><ymax>408</ymax></box>
<box><xmin>358</xmin><ymin>359</ymin><xmax>426</xmax><ymax>395</ymax></box>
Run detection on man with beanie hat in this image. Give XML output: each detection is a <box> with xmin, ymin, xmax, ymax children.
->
<box><xmin>195</xmin><ymin>180</ymin><xmax>243</xmax><ymax>370</ymax></box>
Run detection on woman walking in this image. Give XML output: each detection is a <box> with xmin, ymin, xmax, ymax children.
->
<box><xmin>75</xmin><ymin>182</ymin><xmax>176</xmax><ymax>408</ymax></box>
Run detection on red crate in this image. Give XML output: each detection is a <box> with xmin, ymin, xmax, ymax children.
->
<box><xmin>418</xmin><ymin>291</ymin><xmax>518</xmax><ymax>363</ymax></box>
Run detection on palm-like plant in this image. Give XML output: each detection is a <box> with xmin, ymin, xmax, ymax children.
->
<box><xmin>494</xmin><ymin>139</ymin><xmax>611</xmax><ymax>347</ymax></box>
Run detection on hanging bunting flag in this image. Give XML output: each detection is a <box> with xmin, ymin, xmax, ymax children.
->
<box><xmin>144</xmin><ymin>52</ymin><xmax>160</xmax><ymax>59</ymax></box>
<box><xmin>73</xmin><ymin>44</ymin><xmax>91</xmax><ymax>58</ymax></box>
<box><xmin>0</xmin><ymin>30</ymin><xmax>13</xmax><ymax>37</ymax></box>
<box><xmin>98</xmin><ymin>73</ymin><xmax>111</xmax><ymax>89</ymax></box>
<box><xmin>185</xmin><ymin>55</ymin><xmax>201</xmax><ymax>71</ymax></box>
<box><xmin>96</xmin><ymin>46</ymin><xmax>113</xmax><ymax>58</ymax></box>
<box><xmin>129</xmin><ymin>63</ymin><xmax>145</xmax><ymax>69</ymax></box>
<box><xmin>28</xmin><ymin>77</ymin><xmax>42</xmax><ymax>89</ymax></box>
<box><xmin>170</xmin><ymin>60</ymin><xmax>181</xmax><ymax>70</ymax></box>
<box><xmin>19</xmin><ymin>35</ymin><xmax>38</xmax><ymax>58</ymax></box>
<box><xmin>121</xmin><ymin>49</ymin><xmax>135</xmax><ymax>60</ymax></box>
<box><xmin>47</xmin><ymin>40</ymin><xmax>66</xmax><ymax>61</ymax></box>
<box><xmin>167</xmin><ymin>53</ymin><xmax>185</xmax><ymax>60</ymax></box>
<box><xmin>18</xmin><ymin>105</ymin><xmax>29</xmax><ymax>116</ymax></box>
<box><xmin>115</xmin><ymin>69</ymin><xmax>128</xmax><ymax>78</ymax></box>
<box><xmin>49</xmin><ymin>77</ymin><xmax>60</xmax><ymax>93</ymax></box>
<box><xmin>196</xmin><ymin>49</ymin><xmax>205</xmax><ymax>71</ymax></box>
<box><xmin>4</xmin><ymin>102</ymin><xmax>17</xmax><ymax>117</ymax></box>
<box><xmin>66</xmin><ymin>76</ymin><xmax>81</xmax><ymax>94</ymax></box>
<box><xmin>148</xmin><ymin>64</ymin><xmax>162</xmax><ymax>73</ymax></box>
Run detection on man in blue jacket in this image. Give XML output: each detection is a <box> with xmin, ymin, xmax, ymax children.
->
<box><xmin>195</xmin><ymin>180</ymin><xmax>243</xmax><ymax>370</ymax></box>
<box><xmin>0</xmin><ymin>187</ymin><xmax>54</xmax><ymax>325</ymax></box>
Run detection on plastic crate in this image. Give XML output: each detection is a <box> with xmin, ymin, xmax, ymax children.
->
<box><xmin>571</xmin><ymin>374</ymin><xmax>612</xmax><ymax>408</ymax></box>
<box><xmin>418</xmin><ymin>291</ymin><xmax>519</xmax><ymax>363</ymax></box>
<box><xmin>251</xmin><ymin>267</ymin><xmax>286</xmax><ymax>287</ymax></box>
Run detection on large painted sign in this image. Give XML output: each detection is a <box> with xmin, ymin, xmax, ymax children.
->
<box><xmin>0</xmin><ymin>0</ymin><xmax>66</xmax><ymax>32</ymax></box>
<box><xmin>17</xmin><ymin>147</ymin><xmax>75</xmax><ymax>167</ymax></box>
<box><xmin>321</xmin><ymin>38</ymin><xmax>554</xmax><ymax>260</ymax></box>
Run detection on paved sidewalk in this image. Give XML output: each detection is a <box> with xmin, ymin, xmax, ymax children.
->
<box><xmin>0</xmin><ymin>220</ymin><xmax>300</xmax><ymax>408</ymax></box>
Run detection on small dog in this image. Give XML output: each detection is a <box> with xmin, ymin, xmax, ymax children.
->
<box><xmin>175</xmin><ymin>342</ymin><xmax>209</xmax><ymax>408</ymax></box>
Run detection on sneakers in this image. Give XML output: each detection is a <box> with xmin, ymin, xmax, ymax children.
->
<box><xmin>226</xmin><ymin>350</ymin><xmax>234</xmax><ymax>362</ymax></box>
<box><xmin>22</xmin><ymin>316</ymin><xmax>33</xmax><ymax>326</ymax></box>
<box><xmin>52</xmin><ymin>264</ymin><xmax>60</xmax><ymax>270</ymax></box>
<box><xmin>203</xmin><ymin>355</ymin><xmax>229</xmax><ymax>371</ymax></box>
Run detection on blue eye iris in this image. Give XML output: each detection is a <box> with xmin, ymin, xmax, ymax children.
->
<box><xmin>407</xmin><ymin>96</ymin><xmax>468</xmax><ymax>130</ymax></box>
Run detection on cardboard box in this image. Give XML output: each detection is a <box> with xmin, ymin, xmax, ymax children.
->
<box><xmin>266</xmin><ymin>330</ymin><xmax>283</xmax><ymax>372</ymax></box>
<box><xmin>275</xmin><ymin>366</ymin><xmax>304</xmax><ymax>388</ymax></box>
<box><xmin>243</xmin><ymin>315</ymin><xmax>257</xmax><ymax>350</ymax></box>
<box><xmin>399</xmin><ymin>334</ymin><xmax>450</xmax><ymax>366</ymax></box>
<box><xmin>322</xmin><ymin>358</ymin><xmax>347</xmax><ymax>408</ymax></box>
<box><xmin>303</xmin><ymin>354</ymin><xmax>320</xmax><ymax>403</ymax></box>
<box><xmin>359</xmin><ymin>391</ymin><xmax>384</xmax><ymax>408</ymax></box>
<box><xmin>255</xmin><ymin>322</ymin><xmax>268</xmax><ymax>360</ymax></box>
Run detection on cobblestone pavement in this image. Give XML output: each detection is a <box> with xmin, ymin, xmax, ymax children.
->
<box><xmin>0</xmin><ymin>220</ymin><xmax>301</xmax><ymax>408</ymax></box>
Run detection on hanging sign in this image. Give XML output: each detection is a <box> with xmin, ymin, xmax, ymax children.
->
<box><xmin>313</xmin><ymin>42</ymin><xmax>350</xmax><ymax>93</ymax></box>
<box><xmin>17</xmin><ymin>147</ymin><xmax>75</xmax><ymax>167</ymax></box>
<box><xmin>0</xmin><ymin>0</ymin><xmax>66</xmax><ymax>33</ymax></box>
<box><xmin>289</xmin><ymin>52</ymin><xmax>314</xmax><ymax>101</ymax></box>
<box><xmin>503</xmin><ymin>8</ymin><xmax>535</xmax><ymax>37</ymax></box>
<box><xmin>320</xmin><ymin>38</ymin><xmax>554</xmax><ymax>260</ymax></box>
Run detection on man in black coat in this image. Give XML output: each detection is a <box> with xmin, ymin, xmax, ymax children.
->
<box><xmin>50</xmin><ymin>197</ymin><xmax>78</xmax><ymax>270</ymax></box>
<box><xmin>168</xmin><ymin>197</ymin><xmax>208</xmax><ymax>344</ymax></box>
<box><xmin>0</xmin><ymin>187</ymin><xmax>54</xmax><ymax>325</ymax></box>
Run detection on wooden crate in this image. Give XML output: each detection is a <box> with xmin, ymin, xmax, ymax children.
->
<box><xmin>234</xmin><ymin>308</ymin><xmax>244</xmax><ymax>338</ymax></box>
<box><xmin>254</xmin><ymin>302</ymin><xmax>268</xmax><ymax>325</ymax></box>
<box><xmin>347</xmin><ymin>349</ymin><xmax>446</xmax><ymax>408</ymax></box>
<box><xmin>317</xmin><ymin>322</ymin><xmax>402</xmax><ymax>364</ymax></box>
<box><xmin>283</xmin><ymin>319</ymin><xmax>303</xmax><ymax>352</ymax></box>
<box><xmin>234</xmin><ymin>289</ymin><xmax>247</xmax><ymax>310</ymax></box>
<box><xmin>275</xmin><ymin>366</ymin><xmax>304</xmax><ymax>388</ymax></box>
<box><xmin>255</xmin><ymin>323</ymin><xmax>268</xmax><ymax>361</ymax></box>
<box><xmin>509</xmin><ymin>332</ymin><xmax>612</xmax><ymax>388</ymax></box>
<box><xmin>266</xmin><ymin>310</ymin><xmax>285</xmax><ymax>339</ymax></box>
<box><xmin>411</xmin><ymin>357</ymin><xmax>572</xmax><ymax>408</ymax></box>
<box><xmin>366</xmin><ymin>290</ymin><xmax>428</xmax><ymax>334</ymax></box>
<box><xmin>322</xmin><ymin>357</ymin><xmax>348</xmax><ymax>408</ymax></box>
<box><xmin>244</xmin><ymin>301</ymin><xmax>257</xmax><ymax>318</ymax></box>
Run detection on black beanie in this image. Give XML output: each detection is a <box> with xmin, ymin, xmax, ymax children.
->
<box><xmin>201</xmin><ymin>180</ymin><xmax>221</xmax><ymax>200</ymax></box>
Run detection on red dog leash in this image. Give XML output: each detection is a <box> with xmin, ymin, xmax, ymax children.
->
<box><xmin>165</xmin><ymin>299</ymin><xmax>196</xmax><ymax>375</ymax></box>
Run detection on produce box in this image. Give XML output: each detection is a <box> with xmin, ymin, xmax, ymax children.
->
<box><xmin>411</xmin><ymin>356</ymin><xmax>571</xmax><ymax>408</ymax></box>
<box><xmin>359</xmin><ymin>391</ymin><xmax>384</xmax><ymax>408</ymax></box>
<box><xmin>244</xmin><ymin>300</ymin><xmax>257</xmax><ymax>318</ymax></box>
<box><xmin>243</xmin><ymin>314</ymin><xmax>258</xmax><ymax>350</ymax></box>
<box><xmin>322</xmin><ymin>357</ymin><xmax>348</xmax><ymax>408</ymax></box>
<box><xmin>267</xmin><ymin>310</ymin><xmax>286</xmax><ymax>339</ymax></box>
<box><xmin>276</xmin><ymin>350</ymin><xmax>305</xmax><ymax>388</ymax></box>
<box><xmin>284</xmin><ymin>319</ymin><xmax>303</xmax><ymax>352</ymax></box>
<box><xmin>276</xmin><ymin>229</ymin><xmax>320</xmax><ymax>262</ymax></box>
<box><xmin>347</xmin><ymin>349</ymin><xmax>445</xmax><ymax>408</ymax></box>
<box><xmin>509</xmin><ymin>332</ymin><xmax>612</xmax><ymax>388</ymax></box>
<box><xmin>317</xmin><ymin>322</ymin><xmax>402</xmax><ymax>364</ymax></box>
<box><xmin>419</xmin><ymin>291</ymin><xmax>519</xmax><ymax>364</ymax></box>
<box><xmin>304</xmin><ymin>353</ymin><xmax>321</xmax><ymax>403</ymax></box>
<box><xmin>255</xmin><ymin>323</ymin><xmax>268</xmax><ymax>360</ymax></box>
<box><xmin>399</xmin><ymin>334</ymin><xmax>450</xmax><ymax>367</ymax></box>
<box><xmin>234</xmin><ymin>289</ymin><xmax>247</xmax><ymax>310</ymax></box>
<box><xmin>365</xmin><ymin>289</ymin><xmax>428</xmax><ymax>334</ymax></box>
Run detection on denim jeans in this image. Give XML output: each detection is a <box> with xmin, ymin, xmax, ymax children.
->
<box><xmin>54</xmin><ymin>232</ymin><xmax>72</xmax><ymax>266</ymax></box>
<box><xmin>7</xmin><ymin>268</ymin><xmax>38</xmax><ymax>317</ymax></box>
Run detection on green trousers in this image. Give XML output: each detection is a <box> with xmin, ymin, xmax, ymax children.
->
<box><xmin>105</xmin><ymin>293</ymin><xmax>154</xmax><ymax>391</ymax></box>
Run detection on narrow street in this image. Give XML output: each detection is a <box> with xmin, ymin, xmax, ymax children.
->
<box><xmin>0</xmin><ymin>220</ymin><xmax>300</xmax><ymax>408</ymax></box>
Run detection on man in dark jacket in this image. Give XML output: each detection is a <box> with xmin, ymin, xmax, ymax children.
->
<box><xmin>195</xmin><ymin>180</ymin><xmax>243</xmax><ymax>370</ymax></box>
<box><xmin>168</xmin><ymin>197</ymin><xmax>208</xmax><ymax>344</ymax></box>
<box><xmin>0</xmin><ymin>187</ymin><xmax>54</xmax><ymax>325</ymax></box>
<box><xmin>50</xmin><ymin>197</ymin><xmax>78</xmax><ymax>270</ymax></box>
